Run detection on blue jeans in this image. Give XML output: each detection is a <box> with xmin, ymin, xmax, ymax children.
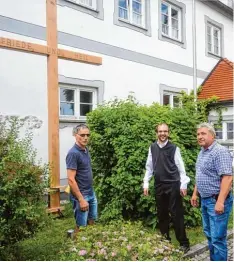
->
<box><xmin>70</xmin><ymin>190</ymin><xmax>98</xmax><ymax>227</ymax></box>
<box><xmin>201</xmin><ymin>195</ymin><xmax>233</xmax><ymax>261</ymax></box>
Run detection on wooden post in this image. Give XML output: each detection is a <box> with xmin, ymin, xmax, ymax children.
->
<box><xmin>46</xmin><ymin>0</ymin><xmax>60</xmax><ymax>210</ymax></box>
<box><xmin>0</xmin><ymin>0</ymin><xmax>102</xmax><ymax>213</ymax></box>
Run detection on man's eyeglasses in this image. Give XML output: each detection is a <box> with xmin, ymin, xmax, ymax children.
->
<box><xmin>78</xmin><ymin>134</ymin><xmax>90</xmax><ymax>138</ymax></box>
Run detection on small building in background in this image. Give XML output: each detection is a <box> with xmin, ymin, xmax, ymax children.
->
<box><xmin>198</xmin><ymin>58</ymin><xmax>233</xmax><ymax>152</ymax></box>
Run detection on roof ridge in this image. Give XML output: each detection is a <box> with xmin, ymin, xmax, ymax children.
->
<box><xmin>222</xmin><ymin>58</ymin><xmax>233</xmax><ymax>68</ymax></box>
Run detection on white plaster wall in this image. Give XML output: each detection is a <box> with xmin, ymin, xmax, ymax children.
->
<box><xmin>58</xmin><ymin>44</ymin><xmax>193</xmax><ymax>104</ymax></box>
<box><xmin>0</xmin><ymin>48</ymin><xmax>48</xmax><ymax>164</ymax></box>
<box><xmin>196</xmin><ymin>0</ymin><xmax>234</xmax><ymax>72</ymax></box>
<box><xmin>57</xmin><ymin>0</ymin><xmax>233</xmax><ymax>72</ymax></box>
<box><xmin>57</xmin><ymin>0</ymin><xmax>194</xmax><ymax>68</ymax></box>
<box><xmin>209</xmin><ymin>106</ymin><xmax>233</xmax><ymax>117</ymax></box>
<box><xmin>0</xmin><ymin>30</ymin><xmax>47</xmax><ymax>46</ymax></box>
<box><xmin>0</xmin><ymin>0</ymin><xmax>46</xmax><ymax>26</ymax></box>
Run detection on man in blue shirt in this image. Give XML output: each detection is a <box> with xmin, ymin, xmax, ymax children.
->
<box><xmin>66</xmin><ymin>124</ymin><xmax>97</xmax><ymax>234</ymax></box>
<box><xmin>191</xmin><ymin>123</ymin><xmax>233</xmax><ymax>261</ymax></box>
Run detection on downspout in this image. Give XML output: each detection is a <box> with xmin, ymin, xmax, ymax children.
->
<box><xmin>192</xmin><ymin>0</ymin><xmax>197</xmax><ymax>107</ymax></box>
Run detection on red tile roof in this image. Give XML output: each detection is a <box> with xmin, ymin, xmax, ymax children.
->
<box><xmin>198</xmin><ymin>58</ymin><xmax>233</xmax><ymax>102</ymax></box>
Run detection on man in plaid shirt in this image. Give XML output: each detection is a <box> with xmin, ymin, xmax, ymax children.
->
<box><xmin>191</xmin><ymin>123</ymin><xmax>233</xmax><ymax>261</ymax></box>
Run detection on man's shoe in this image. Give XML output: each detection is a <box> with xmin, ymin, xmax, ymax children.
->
<box><xmin>180</xmin><ymin>245</ymin><xmax>190</xmax><ymax>254</ymax></box>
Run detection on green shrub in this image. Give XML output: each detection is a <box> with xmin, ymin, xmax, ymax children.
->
<box><xmin>87</xmin><ymin>93</ymin><xmax>219</xmax><ymax>227</ymax></box>
<box><xmin>0</xmin><ymin>116</ymin><xmax>49</xmax><ymax>253</ymax></box>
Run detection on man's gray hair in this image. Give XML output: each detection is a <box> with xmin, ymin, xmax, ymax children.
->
<box><xmin>73</xmin><ymin>124</ymin><xmax>89</xmax><ymax>136</ymax></box>
<box><xmin>197</xmin><ymin>122</ymin><xmax>216</xmax><ymax>137</ymax></box>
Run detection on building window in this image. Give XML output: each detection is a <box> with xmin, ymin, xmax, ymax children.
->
<box><xmin>158</xmin><ymin>0</ymin><xmax>186</xmax><ymax>48</ymax></box>
<box><xmin>227</xmin><ymin>122</ymin><xmax>233</xmax><ymax>140</ymax></box>
<box><xmin>58</xmin><ymin>0</ymin><xmax>104</xmax><ymax>20</ymax></box>
<box><xmin>214</xmin><ymin>124</ymin><xmax>223</xmax><ymax>140</ymax></box>
<box><xmin>66</xmin><ymin>0</ymin><xmax>96</xmax><ymax>9</ymax></box>
<box><xmin>59</xmin><ymin>76</ymin><xmax>104</xmax><ymax>122</ymax></box>
<box><xmin>114</xmin><ymin>0</ymin><xmax>151</xmax><ymax>36</ymax></box>
<box><xmin>163</xmin><ymin>92</ymin><xmax>180</xmax><ymax>108</ymax></box>
<box><xmin>60</xmin><ymin>86</ymin><xmax>97</xmax><ymax>120</ymax></box>
<box><xmin>205</xmin><ymin>16</ymin><xmax>224</xmax><ymax>59</ymax></box>
<box><xmin>213</xmin><ymin>122</ymin><xmax>233</xmax><ymax>141</ymax></box>
<box><xmin>118</xmin><ymin>0</ymin><xmax>145</xmax><ymax>27</ymax></box>
<box><xmin>160</xmin><ymin>84</ymin><xmax>187</xmax><ymax>108</ymax></box>
<box><xmin>207</xmin><ymin>23</ymin><xmax>221</xmax><ymax>56</ymax></box>
<box><xmin>161</xmin><ymin>1</ymin><xmax>181</xmax><ymax>41</ymax></box>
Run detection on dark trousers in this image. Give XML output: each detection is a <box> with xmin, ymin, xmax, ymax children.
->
<box><xmin>155</xmin><ymin>182</ymin><xmax>189</xmax><ymax>247</ymax></box>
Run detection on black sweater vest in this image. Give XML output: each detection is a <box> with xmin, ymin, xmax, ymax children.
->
<box><xmin>151</xmin><ymin>141</ymin><xmax>180</xmax><ymax>184</ymax></box>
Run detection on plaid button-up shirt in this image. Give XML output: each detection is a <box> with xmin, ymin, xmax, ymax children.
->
<box><xmin>196</xmin><ymin>141</ymin><xmax>233</xmax><ymax>198</ymax></box>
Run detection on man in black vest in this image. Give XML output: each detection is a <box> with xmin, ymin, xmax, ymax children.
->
<box><xmin>143</xmin><ymin>123</ymin><xmax>190</xmax><ymax>253</ymax></box>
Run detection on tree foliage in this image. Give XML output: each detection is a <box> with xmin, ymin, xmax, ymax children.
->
<box><xmin>87</xmin><ymin>92</ymin><xmax>220</xmax><ymax>227</ymax></box>
<box><xmin>0</xmin><ymin>116</ymin><xmax>49</xmax><ymax>254</ymax></box>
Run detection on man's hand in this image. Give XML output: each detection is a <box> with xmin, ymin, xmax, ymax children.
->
<box><xmin>143</xmin><ymin>188</ymin><xmax>149</xmax><ymax>196</ymax></box>
<box><xmin>215</xmin><ymin>201</ymin><xmax>224</xmax><ymax>214</ymax></box>
<box><xmin>180</xmin><ymin>189</ymin><xmax>187</xmax><ymax>197</ymax></box>
<box><xmin>191</xmin><ymin>194</ymin><xmax>199</xmax><ymax>207</ymax></box>
<box><xmin>79</xmin><ymin>199</ymin><xmax>89</xmax><ymax>211</ymax></box>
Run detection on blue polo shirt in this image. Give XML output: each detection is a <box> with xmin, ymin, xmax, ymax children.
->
<box><xmin>196</xmin><ymin>141</ymin><xmax>233</xmax><ymax>198</ymax></box>
<box><xmin>66</xmin><ymin>143</ymin><xmax>93</xmax><ymax>196</ymax></box>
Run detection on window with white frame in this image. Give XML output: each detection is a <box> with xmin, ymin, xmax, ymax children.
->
<box><xmin>161</xmin><ymin>1</ymin><xmax>182</xmax><ymax>41</ymax></box>
<box><xmin>213</xmin><ymin>122</ymin><xmax>233</xmax><ymax>141</ymax></box>
<box><xmin>163</xmin><ymin>92</ymin><xmax>180</xmax><ymax>108</ymax></box>
<box><xmin>207</xmin><ymin>23</ymin><xmax>221</xmax><ymax>56</ymax></box>
<box><xmin>118</xmin><ymin>0</ymin><xmax>145</xmax><ymax>27</ymax></box>
<box><xmin>60</xmin><ymin>86</ymin><xmax>97</xmax><ymax>119</ymax></box>
<box><xmin>66</xmin><ymin>0</ymin><xmax>96</xmax><ymax>9</ymax></box>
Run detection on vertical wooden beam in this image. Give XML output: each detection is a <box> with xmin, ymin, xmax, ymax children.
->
<box><xmin>46</xmin><ymin>0</ymin><xmax>60</xmax><ymax>209</ymax></box>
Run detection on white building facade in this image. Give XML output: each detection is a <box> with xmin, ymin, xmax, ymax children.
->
<box><xmin>0</xmin><ymin>0</ymin><xmax>233</xmax><ymax>184</ymax></box>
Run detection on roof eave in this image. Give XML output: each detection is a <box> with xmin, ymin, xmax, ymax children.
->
<box><xmin>198</xmin><ymin>0</ymin><xmax>233</xmax><ymax>20</ymax></box>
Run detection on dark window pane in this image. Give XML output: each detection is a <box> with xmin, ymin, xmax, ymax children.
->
<box><xmin>173</xmin><ymin>96</ymin><xmax>179</xmax><ymax>107</ymax></box>
<box><xmin>60</xmin><ymin>89</ymin><xmax>74</xmax><ymax>102</ymax></box>
<box><xmin>163</xmin><ymin>94</ymin><xmax>170</xmax><ymax>105</ymax></box>
<box><xmin>214</xmin><ymin>124</ymin><xmax>223</xmax><ymax>139</ymax></box>
<box><xmin>171</xmin><ymin>8</ymin><xmax>178</xmax><ymax>19</ymax></box>
<box><xmin>162</xmin><ymin>14</ymin><xmax>168</xmax><ymax>25</ymax></box>
<box><xmin>80</xmin><ymin>104</ymin><xmax>93</xmax><ymax>116</ymax></box>
<box><xmin>227</xmin><ymin>123</ymin><xmax>233</xmax><ymax>131</ymax></box>
<box><xmin>227</xmin><ymin>123</ymin><xmax>233</xmax><ymax>139</ymax></box>
<box><xmin>80</xmin><ymin>91</ymin><xmax>93</xmax><ymax>103</ymax></box>
<box><xmin>60</xmin><ymin>102</ymin><xmax>74</xmax><ymax>115</ymax></box>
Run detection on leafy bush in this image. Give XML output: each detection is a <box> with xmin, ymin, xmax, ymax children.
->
<box><xmin>0</xmin><ymin>116</ymin><xmax>49</xmax><ymax>253</ymax></box>
<box><xmin>87</xmin><ymin>93</ymin><xmax>219</xmax><ymax>227</ymax></box>
<box><xmin>60</xmin><ymin>221</ymin><xmax>184</xmax><ymax>261</ymax></box>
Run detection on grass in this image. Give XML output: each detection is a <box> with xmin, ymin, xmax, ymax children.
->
<box><xmin>4</xmin><ymin>204</ymin><xmax>233</xmax><ymax>261</ymax></box>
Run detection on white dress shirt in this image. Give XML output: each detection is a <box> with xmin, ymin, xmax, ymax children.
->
<box><xmin>143</xmin><ymin>140</ymin><xmax>190</xmax><ymax>189</ymax></box>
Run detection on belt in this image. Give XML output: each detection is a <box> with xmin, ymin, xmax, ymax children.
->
<box><xmin>202</xmin><ymin>192</ymin><xmax>231</xmax><ymax>201</ymax></box>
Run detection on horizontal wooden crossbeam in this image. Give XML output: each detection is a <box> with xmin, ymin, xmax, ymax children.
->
<box><xmin>0</xmin><ymin>37</ymin><xmax>102</xmax><ymax>65</ymax></box>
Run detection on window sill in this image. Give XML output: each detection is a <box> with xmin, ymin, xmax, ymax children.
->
<box><xmin>159</xmin><ymin>33</ymin><xmax>186</xmax><ymax>48</ymax></box>
<box><xmin>58</xmin><ymin>0</ymin><xmax>104</xmax><ymax>20</ymax></box>
<box><xmin>118</xmin><ymin>18</ymin><xmax>147</xmax><ymax>31</ymax></box>
<box><xmin>66</xmin><ymin>0</ymin><xmax>98</xmax><ymax>12</ymax></box>
<box><xmin>114</xmin><ymin>18</ymin><xmax>151</xmax><ymax>36</ymax></box>
<box><xmin>59</xmin><ymin>117</ymin><xmax>86</xmax><ymax>123</ymax></box>
<box><xmin>207</xmin><ymin>51</ymin><xmax>222</xmax><ymax>59</ymax></box>
<box><xmin>162</xmin><ymin>34</ymin><xmax>183</xmax><ymax>44</ymax></box>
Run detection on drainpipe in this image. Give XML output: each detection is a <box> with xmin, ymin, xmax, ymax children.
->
<box><xmin>192</xmin><ymin>0</ymin><xmax>197</xmax><ymax>106</ymax></box>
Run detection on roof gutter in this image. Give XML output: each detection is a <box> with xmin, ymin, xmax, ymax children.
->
<box><xmin>198</xmin><ymin>0</ymin><xmax>233</xmax><ymax>20</ymax></box>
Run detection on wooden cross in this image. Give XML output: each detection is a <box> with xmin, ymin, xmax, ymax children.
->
<box><xmin>0</xmin><ymin>0</ymin><xmax>102</xmax><ymax>213</ymax></box>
